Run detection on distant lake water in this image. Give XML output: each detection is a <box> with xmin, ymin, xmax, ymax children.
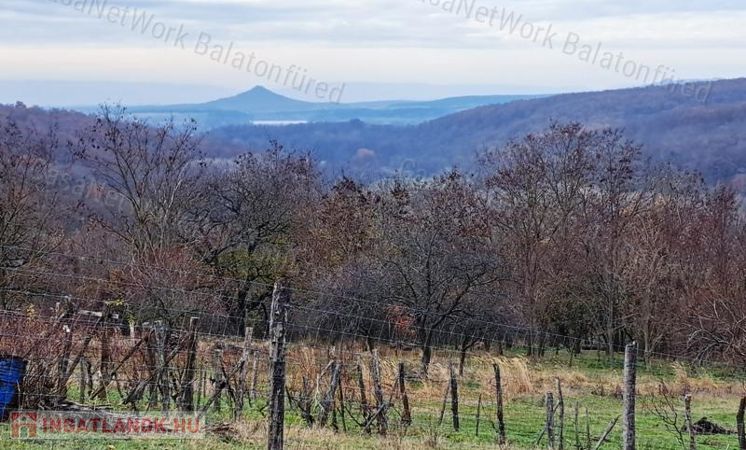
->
<box><xmin>252</xmin><ymin>120</ymin><xmax>308</xmax><ymax>126</ymax></box>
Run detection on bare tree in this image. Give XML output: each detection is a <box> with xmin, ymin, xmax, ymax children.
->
<box><xmin>374</xmin><ymin>172</ymin><xmax>505</xmax><ymax>374</ymax></box>
<box><xmin>0</xmin><ymin>117</ymin><xmax>64</xmax><ymax>309</ymax></box>
<box><xmin>580</xmin><ymin>128</ymin><xmax>650</xmax><ymax>358</ymax></box>
<box><xmin>190</xmin><ymin>143</ymin><xmax>322</xmax><ymax>333</ymax></box>
<box><xmin>73</xmin><ymin>107</ymin><xmax>208</xmax><ymax>321</ymax></box>
<box><xmin>482</xmin><ymin>123</ymin><xmax>594</xmax><ymax>356</ymax></box>
<box><xmin>74</xmin><ymin>106</ymin><xmax>204</xmax><ymax>256</ymax></box>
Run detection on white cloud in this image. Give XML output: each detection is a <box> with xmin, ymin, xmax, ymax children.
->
<box><xmin>0</xmin><ymin>0</ymin><xmax>744</xmax><ymax>100</ymax></box>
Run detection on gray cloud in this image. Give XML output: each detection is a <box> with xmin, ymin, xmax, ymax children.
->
<box><xmin>0</xmin><ymin>0</ymin><xmax>743</xmax><ymax>101</ymax></box>
<box><xmin>0</xmin><ymin>0</ymin><xmax>741</xmax><ymax>48</ymax></box>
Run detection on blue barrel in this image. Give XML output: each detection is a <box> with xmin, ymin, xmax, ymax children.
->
<box><xmin>0</xmin><ymin>356</ymin><xmax>26</xmax><ymax>421</ymax></box>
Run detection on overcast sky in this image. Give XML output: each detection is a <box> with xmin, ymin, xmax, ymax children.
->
<box><xmin>0</xmin><ymin>0</ymin><xmax>744</xmax><ymax>104</ymax></box>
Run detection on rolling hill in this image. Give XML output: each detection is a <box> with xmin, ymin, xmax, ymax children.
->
<box><xmin>4</xmin><ymin>79</ymin><xmax>746</xmax><ymax>188</ymax></box>
<box><xmin>205</xmin><ymin>78</ymin><xmax>746</xmax><ymax>185</ymax></box>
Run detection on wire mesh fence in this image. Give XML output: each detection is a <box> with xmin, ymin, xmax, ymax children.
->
<box><xmin>1</xmin><ymin>259</ymin><xmax>745</xmax><ymax>448</ymax></box>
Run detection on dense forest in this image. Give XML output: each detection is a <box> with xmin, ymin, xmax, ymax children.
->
<box><xmin>2</xmin><ymin>104</ymin><xmax>746</xmax><ymax>376</ymax></box>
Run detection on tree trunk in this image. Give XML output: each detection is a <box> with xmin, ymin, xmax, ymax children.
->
<box><xmin>459</xmin><ymin>341</ymin><xmax>468</xmax><ymax>377</ymax></box>
<box><xmin>420</xmin><ymin>343</ymin><xmax>432</xmax><ymax>375</ymax></box>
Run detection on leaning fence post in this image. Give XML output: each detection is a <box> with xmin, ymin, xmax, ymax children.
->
<box><xmin>622</xmin><ymin>342</ymin><xmax>637</xmax><ymax>450</ymax></box>
<box><xmin>438</xmin><ymin>381</ymin><xmax>450</xmax><ymax>426</ymax></box>
<box><xmin>593</xmin><ymin>416</ymin><xmax>620</xmax><ymax>450</ymax></box>
<box><xmin>738</xmin><ymin>397</ymin><xmax>746</xmax><ymax>450</ymax></box>
<box><xmin>398</xmin><ymin>362</ymin><xmax>412</xmax><ymax>427</ymax></box>
<box><xmin>494</xmin><ymin>362</ymin><xmax>506</xmax><ymax>445</ymax></box>
<box><xmin>268</xmin><ymin>282</ymin><xmax>290</xmax><ymax>450</ymax></box>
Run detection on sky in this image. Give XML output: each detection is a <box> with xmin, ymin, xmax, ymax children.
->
<box><xmin>0</xmin><ymin>0</ymin><xmax>744</xmax><ymax>105</ymax></box>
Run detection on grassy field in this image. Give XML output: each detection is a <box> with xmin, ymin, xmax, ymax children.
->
<box><xmin>1</xmin><ymin>347</ymin><xmax>744</xmax><ymax>449</ymax></box>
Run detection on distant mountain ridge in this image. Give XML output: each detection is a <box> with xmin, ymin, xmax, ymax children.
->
<box><xmin>120</xmin><ymin>86</ymin><xmax>542</xmax><ymax>127</ymax></box>
<box><xmin>6</xmin><ymin>79</ymin><xmax>746</xmax><ymax>190</ymax></box>
<box><xmin>205</xmin><ymin>78</ymin><xmax>746</xmax><ymax>187</ymax></box>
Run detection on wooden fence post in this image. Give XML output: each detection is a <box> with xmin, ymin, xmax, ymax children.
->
<box><xmin>211</xmin><ymin>342</ymin><xmax>224</xmax><ymax>412</ymax></box>
<box><xmin>235</xmin><ymin>326</ymin><xmax>253</xmax><ymax>418</ymax></box>
<box><xmin>338</xmin><ymin>367</ymin><xmax>347</xmax><ymax>433</ymax></box>
<box><xmin>684</xmin><ymin>394</ymin><xmax>696</xmax><ymax>450</ymax></box>
<box><xmin>179</xmin><ymin>317</ymin><xmax>199</xmax><ymax>411</ymax></box>
<box><xmin>573</xmin><ymin>402</ymin><xmax>580</xmax><ymax>450</ymax></box>
<box><xmin>737</xmin><ymin>397</ymin><xmax>746</xmax><ymax>450</ymax></box>
<box><xmin>56</xmin><ymin>324</ymin><xmax>73</xmax><ymax>399</ymax></box>
<box><xmin>557</xmin><ymin>379</ymin><xmax>565</xmax><ymax>450</ymax></box>
<box><xmin>399</xmin><ymin>362</ymin><xmax>412</xmax><ymax>427</ymax></box>
<box><xmin>154</xmin><ymin>321</ymin><xmax>171</xmax><ymax>412</ymax></box>
<box><xmin>494</xmin><ymin>362</ymin><xmax>506</xmax><ymax>445</ymax></box>
<box><xmin>370</xmin><ymin>349</ymin><xmax>388</xmax><ymax>435</ymax></box>
<box><xmin>144</xmin><ymin>326</ymin><xmax>159</xmax><ymax>409</ymax></box>
<box><xmin>196</xmin><ymin>367</ymin><xmax>205</xmax><ymax>408</ymax></box>
<box><xmin>250</xmin><ymin>355</ymin><xmax>259</xmax><ymax>402</ymax></box>
<box><xmin>593</xmin><ymin>416</ymin><xmax>620</xmax><ymax>450</ymax></box>
<box><xmin>356</xmin><ymin>356</ymin><xmax>371</xmax><ymax>433</ymax></box>
<box><xmin>585</xmin><ymin>408</ymin><xmax>591</xmax><ymax>450</ymax></box>
<box><xmin>318</xmin><ymin>360</ymin><xmax>341</xmax><ymax>427</ymax></box>
<box><xmin>78</xmin><ymin>357</ymin><xmax>89</xmax><ymax>403</ymax></box>
<box><xmin>295</xmin><ymin>376</ymin><xmax>315</xmax><ymax>427</ymax></box>
<box><xmin>268</xmin><ymin>282</ymin><xmax>290</xmax><ymax>450</ymax></box>
<box><xmin>98</xmin><ymin>305</ymin><xmax>113</xmax><ymax>402</ymax></box>
<box><xmin>438</xmin><ymin>382</ymin><xmax>450</xmax><ymax>426</ymax></box>
<box><xmin>476</xmin><ymin>394</ymin><xmax>482</xmax><ymax>437</ymax></box>
<box><xmin>449</xmin><ymin>362</ymin><xmax>460</xmax><ymax>431</ymax></box>
<box><xmin>622</xmin><ymin>342</ymin><xmax>637</xmax><ymax>450</ymax></box>
<box><xmin>545</xmin><ymin>392</ymin><xmax>555</xmax><ymax>450</ymax></box>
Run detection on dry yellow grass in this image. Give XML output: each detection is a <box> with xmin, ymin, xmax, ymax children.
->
<box><xmin>280</xmin><ymin>344</ymin><xmax>744</xmax><ymax>404</ymax></box>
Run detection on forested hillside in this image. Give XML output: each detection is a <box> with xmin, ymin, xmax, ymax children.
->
<box><xmin>3</xmin><ymin>106</ymin><xmax>746</xmax><ymax>366</ymax></box>
<box><xmin>206</xmin><ymin>79</ymin><xmax>746</xmax><ymax>185</ymax></box>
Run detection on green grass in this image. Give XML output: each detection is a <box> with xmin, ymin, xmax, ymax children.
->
<box><xmin>1</xmin><ymin>350</ymin><xmax>744</xmax><ymax>449</ymax></box>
